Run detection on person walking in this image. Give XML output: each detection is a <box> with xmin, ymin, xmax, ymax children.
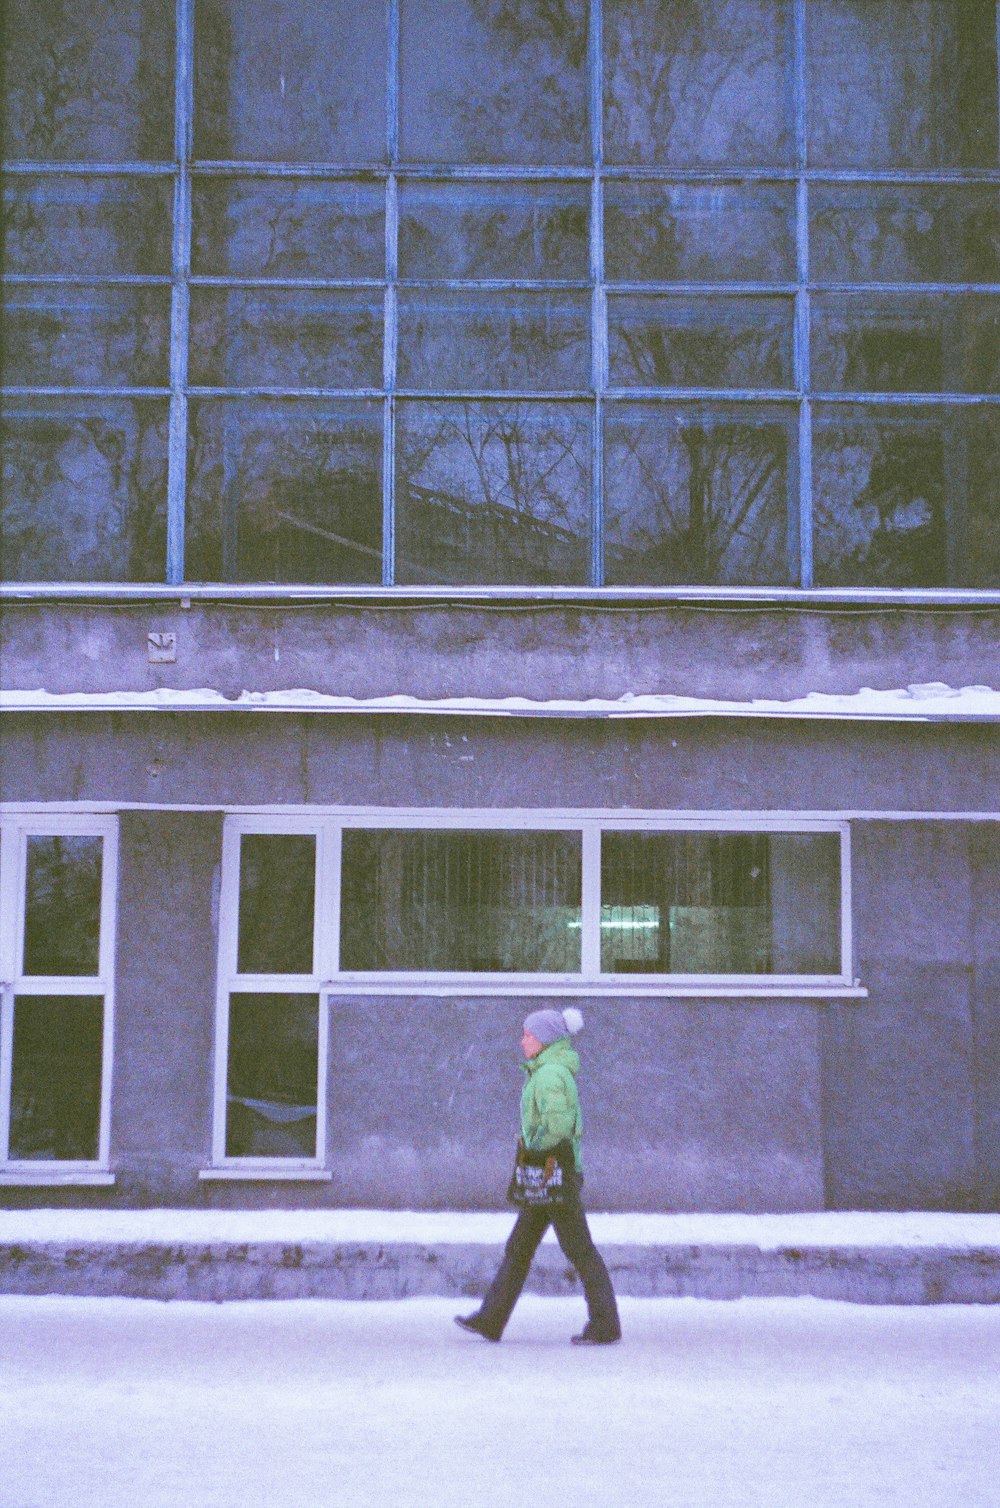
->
<box><xmin>455</xmin><ymin>1006</ymin><xmax>621</xmax><ymax>1346</ymax></box>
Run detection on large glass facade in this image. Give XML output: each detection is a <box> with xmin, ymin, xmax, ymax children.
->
<box><xmin>2</xmin><ymin>0</ymin><xmax>998</xmax><ymax>587</ymax></box>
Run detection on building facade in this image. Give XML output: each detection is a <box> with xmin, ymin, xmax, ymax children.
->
<box><xmin>1</xmin><ymin>0</ymin><xmax>999</xmax><ymax>1211</ymax></box>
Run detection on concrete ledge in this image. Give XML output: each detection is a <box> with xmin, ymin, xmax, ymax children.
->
<box><xmin>3</xmin><ymin>1236</ymin><xmax>1000</xmax><ymax>1304</ymax></box>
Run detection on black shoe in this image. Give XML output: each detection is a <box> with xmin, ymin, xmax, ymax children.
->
<box><xmin>454</xmin><ymin>1313</ymin><xmax>501</xmax><ymax>1342</ymax></box>
<box><xmin>571</xmin><ymin>1325</ymin><xmax>621</xmax><ymax>1346</ymax></box>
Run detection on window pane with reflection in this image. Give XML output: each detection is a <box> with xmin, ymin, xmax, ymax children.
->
<box><xmin>185</xmin><ymin>399</ymin><xmax>382</xmax><ymax>583</ymax></box>
<box><xmin>340</xmin><ymin>830</ymin><xmax>583</xmax><ymax>972</ymax></box>
<box><xmin>189</xmin><ymin>289</ymin><xmax>383</xmax><ymax>389</ymax></box>
<box><xmin>604</xmin><ymin>181</ymin><xmax>796</xmax><ymax>283</ymax></box>
<box><xmin>604</xmin><ymin>0</ymin><xmax>793</xmax><ymax>166</ymax></box>
<box><xmin>608</xmin><ymin>295</ymin><xmax>794</xmax><ymax>390</ymax></box>
<box><xmin>2</xmin><ymin>177</ymin><xmax>173</xmax><ymax>277</ymax></box>
<box><xmin>10</xmin><ymin>997</ymin><xmax>104</xmax><ymax>1160</ymax></box>
<box><xmin>237</xmin><ymin>834</ymin><xmax>316</xmax><ymax>975</ymax></box>
<box><xmin>395</xmin><ymin>400</ymin><xmax>590</xmax><ymax>585</ymax></box>
<box><xmin>397</xmin><ymin>292</ymin><xmax>590</xmax><ymax>392</ymax></box>
<box><xmin>400</xmin><ymin>0</ymin><xmax>588</xmax><ymax>164</ymax></box>
<box><xmin>194</xmin><ymin>0</ymin><xmax>386</xmax><ymax>162</ymax></box>
<box><xmin>0</xmin><ymin>399</ymin><xmax>168</xmax><ymax>582</ymax></box>
<box><xmin>23</xmin><ymin>836</ymin><xmax>103</xmax><ymax>976</ymax></box>
<box><xmin>604</xmin><ymin>403</ymin><xmax>795</xmax><ymax>585</ymax></box>
<box><xmin>809</xmin><ymin>184</ymin><xmax>1000</xmax><ymax>286</ymax></box>
<box><xmin>808</xmin><ymin>0</ymin><xmax>999</xmax><ymax>168</ymax></box>
<box><xmin>812</xmin><ymin>294</ymin><xmax>1000</xmax><ymax>395</ymax></box>
<box><xmin>3</xmin><ymin>286</ymin><xmax>171</xmax><ymax>388</ymax></box>
<box><xmin>398</xmin><ymin>181</ymin><xmax>590</xmax><ymax>280</ymax></box>
<box><xmin>2</xmin><ymin>0</ymin><xmax>174</xmax><ymax>161</ymax></box>
<box><xmin>191</xmin><ymin>179</ymin><xmax>385</xmax><ymax>279</ymax></box>
<box><xmin>813</xmin><ymin>404</ymin><xmax>1000</xmax><ymax>589</ymax></box>
<box><xmin>225</xmin><ymin>994</ymin><xmax>319</xmax><ymax>1158</ymax></box>
<box><xmin>601</xmin><ymin>832</ymin><xmax>841</xmax><ymax>974</ymax></box>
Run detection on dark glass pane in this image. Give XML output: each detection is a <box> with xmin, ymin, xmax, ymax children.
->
<box><xmin>604</xmin><ymin>0</ymin><xmax>793</xmax><ymax>167</ymax></box>
<box><xmin>601</xmin><ymin>832</ymin><xmax>840</xmax><ymax>974</ymax></box>
<box><xmin>23</xmin><ymin>836</ymin><xmax>102</xmax><ymax>976</ymax></box>
<box><xmin>10</xmin><ymin>996</ymin><xmax>104</xmax><ymax>1160</ymax></box>
<box><xmin>813</xmin><ymin>404</ymin><xmax>1000</xmax><ymax>589</ymax></box>
<box><xmin>608</xmin><ymin>296</ymin><xmax>794</xmax><ymax>390</ymax></box>
<box><xmin>400</xmin><ymin>0</ymin><xmax>588</xmax><ymax>165</ymax></box>
<box><xmin>398</xmin><ymin>181</ymin><xmax>589</xmax><ymax>280</ymax></box>
<box><xmin>0</xmin><ymin>399</ymin><xmax>168</xmax><ymax>582</ymax></box>
<box><xmin>966</xmin><ymin>411</ymin><xmax>1000</xmax><ymax>590</ymax></box>
<box><xmin>396</xmin><ymin>400</ymin><xmax>590</xmax><ymax>584</ymax></box>
<box><xmin>2</xmin><ymin>286</ymin><xmax>171</xmax><ymax>388</ymax></box>
<box><xmin>604</xmin><ymin>403</ymin><xmax>795</xmax><ymax>585</ymax></box>
<box><xmin>191</xmin><ymin>179</ymin><xmax>385</xmax><ymax>278</ymax></box>
<box><xmin>1</xmin><ymin>0</ymin><xmax>173</xmax><ymax>161</ymax></box>
<box><xmin>194</xmin><ymin>0</ymin><xmax>386</xmax><ymax>162</ymax></box>
<box><xmin>237</xmin><ymin>834</ymin><xmax>316</xmax><ymax>974</ymax></box>
<box><xmin>186</xmin><ymin>399</ymin><xmax>382</xmax><ymax>583</ymax></box>
<box><xmin>809</xmin><ymin>184</ymin><xmax>1000</xmax><ymax>286</ymax></box>
<box><xmin>1</xmin><ymin>176</ymin><xmax>173</xmax><ymax>276</ymax></box>
<box><xmin>226</xmin><ymin>993</ymin><xmax>318</xmax><ymax>1158</ymax></box>
<box><xmin>808</xmin><ymin>0</ymin><xmax>999</xmax><ymax>169</ymax></box>
<box><xmin>340</xmin><ymin>830</ymin><xmax>582</xmax><ymax>971</ymax></box>
<box><xmin>812</xmin><ymin>294</ymin><xmax>1000</xmax><ymax>395</ymax></box>
<box><xmin>189</xmin><ymin>289</ymin><xmax>383</xmax><ymax>389</ymax></box>
<box><xmin>397</xmin><ymin>291</ymin><xmax>589</xmax><ymax>392</ymax></box>
<box><xmin>605</xmin><ymin>181</ymin><xmax>796</xmax><ymax>283</ymax></box>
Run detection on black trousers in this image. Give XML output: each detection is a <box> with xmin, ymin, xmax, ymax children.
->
<box><xmin>476</xmin><ymin>1183</ymin><xmax>620</xmax><ymax>1340</ymax></box>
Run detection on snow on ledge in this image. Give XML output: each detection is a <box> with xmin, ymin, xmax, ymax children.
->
<box><xmin>1</xmin><ymin>682</ymin><xmax>999</xmax><ymax>721</ymax></box>
<box><xmin>2</xmin><ymin>1209</ymin><xmax>1000</xmax><ymax>1249</ymax></box>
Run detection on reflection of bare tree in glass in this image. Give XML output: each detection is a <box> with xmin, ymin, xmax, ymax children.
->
<box><xmin>397</xmin><ymin>402</ymin><xmax>589</xmax><ymax>584</ymax></box>
<box><xmin>3</xmin><ymin>177</ymin><xmax>170</xmax><ymax>279</ymax></box>
<box><xmin>612</xmin><ymin>302</ymin><xmax>789</xmax><ymax>390</ymax></box>
<box><xmin>815</xmin><ymin>421</ymin><xmax>947</xmax><ymax>587</ymax></box>
<box><xmin>605</xmin><ymin>0</ymin><xmax>789</xmax><ymax>165</ymax></box>
<box><xmin>186</xmin><ymin>407</ymin><xmax>381</xmax><ymax>583</ymax></box>
<box><xmin>606</xmin><ymin>412</ymin><xmax>787</xmax><ymax>585</ymax></box>
<box><xmin>2</xmin><ymin>406</ymin><xmax>166</xmax><ymax>580</ymax></box>
<box><xmin>415</xmin><ymin>0</ymin><xmax>587</xmax><ymax>162</ymax></box>
<box><xmin>4</xmin><ymin>0</ymin><xmax>170</xmax><ymax>159</ymax></box>
<box><xmin>808</xmin><ymin>1</ymin><xmax>997</xmax><ymax>170</ymax></box>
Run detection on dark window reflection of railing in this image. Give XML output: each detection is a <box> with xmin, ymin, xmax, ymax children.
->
<box><xmin>1</xmin><ymin>0</ymin><xmax>998</xmax><ymax>589</ymax></box>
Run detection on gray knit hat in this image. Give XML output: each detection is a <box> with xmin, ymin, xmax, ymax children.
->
<box><xmin>522</xmin><ymin>1007</ymin><xmax>584</xmax><ymax>1046</ymax></box>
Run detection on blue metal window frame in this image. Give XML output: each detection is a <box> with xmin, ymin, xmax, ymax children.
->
<box><xmin>2</xmin><ymin>0</ymin><xmax>999</xmax><ymax>590</ymax></box>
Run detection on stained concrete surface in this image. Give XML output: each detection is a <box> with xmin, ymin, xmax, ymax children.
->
<box><xmin>3</xmin><ymin>598</ymin><xmax>999</xmax><ymax>703</ymax></box>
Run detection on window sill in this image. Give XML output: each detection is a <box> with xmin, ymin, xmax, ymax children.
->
<box><xmin>0</xmin><ymin>1170</ymin><xmax>115</xmax><ymax>1186</ymax></box>
<box><xmin>324</xmin><ymin>981</ymin><xmax>869</xmax><ymax>1000</ymax></box>
<box><xmin>198</xmin><ymin>1168</ymin><xmax>333</xmax><ymax>1182</ymax></box>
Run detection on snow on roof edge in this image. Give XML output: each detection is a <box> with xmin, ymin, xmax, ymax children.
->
<box><xmin>1</xmin><ymin>682</ymin><xmax>999</xmax><ymax>721</ymax></box>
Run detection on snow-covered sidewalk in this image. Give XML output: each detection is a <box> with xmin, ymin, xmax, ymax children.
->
<box><xmin>2</xmin><ymin>1295</ymin><xmax>999</xmax><ymax>1508</ymax></box>
<box><xmin>3</xmin><ymin>1207</ymin><xmax>1000</xmax><ymax>1247</ymax></box>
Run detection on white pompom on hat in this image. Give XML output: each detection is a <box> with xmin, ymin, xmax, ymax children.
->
<box><xmin>522</xmin><ymin>1007</ymin><xmax>584</xmax><ymax>1045</ymax></box>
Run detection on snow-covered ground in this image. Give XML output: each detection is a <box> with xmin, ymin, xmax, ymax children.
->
<box><xmin>3</xmin><ymin>1296</ymin><xmax>999</xmax><ymax>1508</ymax></box>
<box><xmin>4</xmin><ymin>1208</ymin><xmax>1000</xmax><ymax>1248</ymax></box>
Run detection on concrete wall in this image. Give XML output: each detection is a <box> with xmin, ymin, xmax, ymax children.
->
<box><xmin>822</xmin><ymin>824</ymin><xmax>982</xmax><ymax>1210</ymax></box>
<box><xmin>325</xmin><ymin>996</ymin><xmax>823</xmax><ymax>1212</ymax></box>
<box><xmin>1</xmin><ymin>712</ymin><xmax>998</xmax><ymax>813</ymax></box>
<box><xmin>1</xmin><ymin>727</ymin><xmax>997</xmax><ymax>1211</ymax></box>
<box><xmin>2</xmin><ymin>598</ymin><xmax>999</xmax><ymax>703</ymax></box>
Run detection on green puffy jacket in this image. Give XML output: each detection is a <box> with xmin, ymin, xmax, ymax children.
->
<box><xmin>520</xmin><ymin>1036</ymin><xmax>583</xmax><ymax>1173</ymax></box>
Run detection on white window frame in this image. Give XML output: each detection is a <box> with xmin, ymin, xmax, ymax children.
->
<box><xmin>0</xmin><ymin>813</ymin><xmax>117</xmax><ymax>1185</ymax></box>
<box><xmin>212</xmin><ymin>808</ymin><xmax>857</xmax><ymax>1172</ymax></box>
<box><xmin>209</xmin><ymin>816</ymin><xmax>331</xmax><ymax>1173</ymax></box>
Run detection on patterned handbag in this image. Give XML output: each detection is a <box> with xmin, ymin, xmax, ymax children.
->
<box><xmin>506</xmin><ymin>1139</ymin><xmax>573</xmax><ymax>1207</ymax></box>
